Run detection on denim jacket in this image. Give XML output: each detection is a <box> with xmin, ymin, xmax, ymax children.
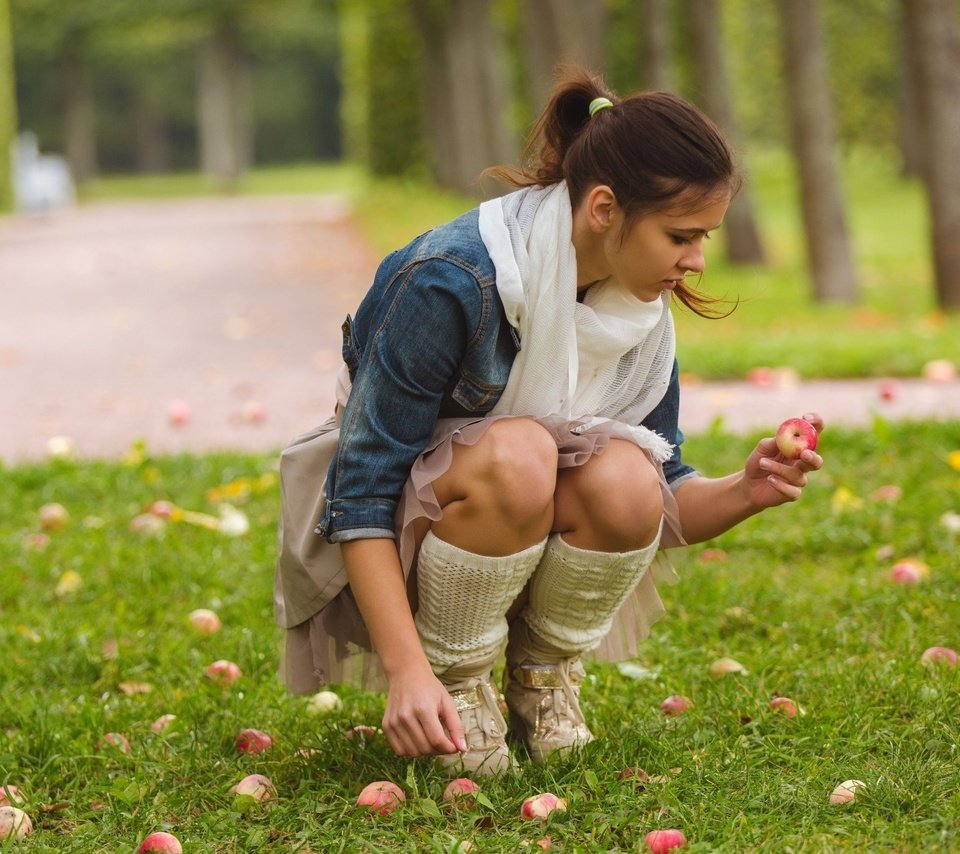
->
<box><xmin>319</xmin><ymin>207</ymin><xmax>696</xmax><ymax>542</ymax></box>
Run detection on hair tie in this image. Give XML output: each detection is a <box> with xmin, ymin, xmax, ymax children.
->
<box><xmin>588</xmin><ymin>97</ymin><xmax>614</xmax><ymax>117</ymax></box>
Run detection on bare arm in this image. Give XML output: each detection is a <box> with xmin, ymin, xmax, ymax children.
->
<box><xmin>673</xmin><ymin>413</ymin><xmax>825</xmax><ymax>545</ymax></box>
<box><xmin>341</xmin><ymin>538</ymin><xmax>466</xmax><ymax>757</ymax></box>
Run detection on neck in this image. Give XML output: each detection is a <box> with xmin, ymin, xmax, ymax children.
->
<box><xmin>570</xmin><ymin>203</ymin><xmax>608</xmax><ymax>289</ymax></box>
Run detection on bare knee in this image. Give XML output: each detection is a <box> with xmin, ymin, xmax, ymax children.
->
<box><xmin>478</xmin><ymin>418</ymin><xmax>558</xmax><ymax>522</ymax></box>
<box><xmin>555</xmin><ymin>440</ymin><xmax>663</xmax><ymax>551</ymax></box>
<box><xmin>432</xmin><ymin>418</ymin><xmax>558</xmax><ymax>551</ymax></box>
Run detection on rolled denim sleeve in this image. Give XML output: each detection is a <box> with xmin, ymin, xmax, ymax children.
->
<box><xmin>641</xmin><ymin>358</ymin><xmax>699</xmax><ymax>489</ymax></box>
<box><xmin>320</xmin><ymin>259</ymin><xmax>481</xmax><ymax>541</ymax></box>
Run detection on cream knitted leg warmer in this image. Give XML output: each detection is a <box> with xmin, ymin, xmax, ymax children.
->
<box><xmin>522</xmin><ymin>528</ymin><xmax>661</xmax><ymax>656</ymax></box>
<box><xmin>415</xmin><ymin>531</ymin><xmax>548</xmax><ymax>676</ymax></box>
<box><xmin>414</xmin><ymin>531</ymin><xmax>547</xmax><ymax>777</ymax></box>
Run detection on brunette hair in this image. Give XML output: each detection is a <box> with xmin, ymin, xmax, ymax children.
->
<box><xmin>487</xmin><ymin>67</ymin><xmax>740</xmax><ymax>317</ymax></box>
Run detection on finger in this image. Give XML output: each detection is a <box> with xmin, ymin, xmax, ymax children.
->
<box><xmin>801</xmin><ymin>412</ymin><xmax>825</xmax><ymax>433</ymax></box>
<box><xmin>382</xmin><ymin>712</ymin><xmax>413</xmax><ymax>757</ymax></box>
<box><xmin>761</xmin><ymin>458</ymin><xmax>807</xmax><ymax>486</ymax></box>
<box><xmin>439</xmin><ymin>691</ymin><xmax>468</xmax><ymax>754</ymax></box>
<box><xmin>416</xmin><ymin>705</ymin><xmax>459</xmax><ymax>755</ymax></box>
<box><xmin>798</xmin><ymin>449</ymin><xmax>823</xmax><ymax>470</ymax></box>
<box><xmin>765</xmin><ymin>475</ymin><xmax>802</xmax><ymax>501</ymax></box>
<box><xmin>757</xmin><ymin>437</ymin><xmax>780</xmax><ymax>457</ymax></box>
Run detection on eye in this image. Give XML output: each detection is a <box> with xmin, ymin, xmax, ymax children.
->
<box><xmin>670</xmin><ymin>232</ymin><xmax>711</xmax><ymax>246</ymax></box>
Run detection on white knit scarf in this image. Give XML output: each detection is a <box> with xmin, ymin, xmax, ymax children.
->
<box><xmin>479</xmin><ymin>182</ymin><xmax>676</xmax><ymax>462</ymax></box>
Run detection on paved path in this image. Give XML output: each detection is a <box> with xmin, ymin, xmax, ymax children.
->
<box><xmin>2</xmin><ymin>196</ymin><xmax>959</xmax><ymax>464</ymax></box>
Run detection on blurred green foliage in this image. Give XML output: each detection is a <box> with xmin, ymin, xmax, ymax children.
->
<box><xmin>0</xmin><ymin>0</ymin><xmax>15</xmax><ymax>211</ymax></box>
<box><xmin>8</xmin><ymin>0</ymin><xmax>912</xmax><ymax>179</ymax></box>
<box><xmin>11</xmin><ymin>0</ymin><xmax>341</xmax><ymax>170</ymax></box>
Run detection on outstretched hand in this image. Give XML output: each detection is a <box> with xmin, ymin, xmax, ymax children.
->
<box><xmin>381</xmin><ymin>663</ymin><xmax>467</xmax><ymax>759</ymax></box>
<box><xmin>743</xmin><ymin>412</ymin><xmax>824</xmax><ymax>509</ymax></box>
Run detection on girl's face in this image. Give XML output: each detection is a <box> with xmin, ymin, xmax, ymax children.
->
<box><xmin>600</xmin><ymin>195</ymin><xmax>730</xmax><ymax>303</ymax></box>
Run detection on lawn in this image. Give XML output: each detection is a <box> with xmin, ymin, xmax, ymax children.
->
<box><xmin>2</xmin><ymin>418</ymin><xmax>958</xmax><ymax>851</ymax></box>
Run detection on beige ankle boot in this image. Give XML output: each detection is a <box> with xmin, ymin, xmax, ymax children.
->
<box><xmin>503</xmin><ymin>619</ymin><xmax>594</xmax><ymax>763</ymax></box>
<box><xmin>437</xmin><ymin>673</ymin><xmax>515</xmax><ymax>777</ymax></box>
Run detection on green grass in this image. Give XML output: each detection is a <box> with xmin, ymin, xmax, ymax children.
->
<box><xmin>76</xmin><ymin>151</ymin><xmax>960</xmax><ymax>381</ymax></box>
<box><xmin>2</xmin><ymin>419</ymin><xmax>959</xmax><ymax>851</ymax></box>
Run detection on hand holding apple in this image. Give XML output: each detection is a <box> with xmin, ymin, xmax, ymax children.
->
<box><xmin>739</xmin><ymin>413</ymin><xmax>824</xmax><ymax>511</ymax></box>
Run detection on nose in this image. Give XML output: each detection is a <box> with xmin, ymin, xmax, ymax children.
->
<box><xmin>680</xmin><ymin>244</ymin><xmax>706</xmax><ymax>274</ymax></box>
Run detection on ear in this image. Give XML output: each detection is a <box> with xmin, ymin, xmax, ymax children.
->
<box><xmin>584</xmin><ymin>184</ymin><xmax>618</xmax><ymax>233</ymax></box>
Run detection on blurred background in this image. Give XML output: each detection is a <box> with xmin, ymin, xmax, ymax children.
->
<box><xmin>1</xmin><ymin>0</ymin><xmax>959</xmax><ymax>459</ymax></box>
<box><xmin>2</xmin><ymin>0</ymin><xmax>959</xmax><ymax>305</ymax></box>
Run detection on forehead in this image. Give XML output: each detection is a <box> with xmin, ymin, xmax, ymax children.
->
<box><xmin>656</xmin><ymin>195</ymin><xmax>729</xmax><ymax>230</ymax></box>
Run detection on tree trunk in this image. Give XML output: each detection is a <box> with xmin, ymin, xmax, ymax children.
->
<box><xmin>902</xmin><ymin>0</ymin><xmax>960</xmax><ymax>309</ymax></box>
<box><xmin>898</xmin><ymin>4</ymin><xmax>925</xmax><ymax>179</ymax></box>
<box><xmin>60</xmin><ymin>36</ymin><xmax>98</xmax><ymax>182</ymax></box>
<box><xmin>520</xmin><ymin>0</ymin><xmax>607</xmax><ymax>112</ymax></box>
<box><xmin>779</xmin><ymin>0</ymin><xmax>858</xmax><ymax>303</ymax></box>
<box><xmin>198</xmin><ymin>16</ymin><xmax>252</xmax><ymax>185</ymax></box>
<box><xmin>135</xmin><ymin>83</ymin><xmax>171</xmax><ymax>174</ymax></box>
<box><xmin>639</xmin><ymin>0</ymin><xmax>674</xmax><ymax>91</ymax></box>
<box><xmin>410</xmin><ymin>0</ymin><xmax>515</xmax><ymax>196</ymax></box>
<box><xmin>688</xmin><ymin>0</ymin><xmax>765</xmax><ymax>265</ymax></box>
<box><xmin>0</xmin><ymin>0</ymin><xmax>16</xmax><ymax>212</ymax></box>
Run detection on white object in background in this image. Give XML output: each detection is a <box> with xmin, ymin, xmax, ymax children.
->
<box><xmin>11</xmin><ymin>131</ymin><xmax>76</xmax><ymax>212</ymax></box>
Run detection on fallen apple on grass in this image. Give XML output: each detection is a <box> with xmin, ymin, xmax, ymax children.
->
<box><xmin>38</xmin><ymin>502</ymin><xmax>70</xmax><ymax>531</ymax></box>
<box><xmin>769</xmin><ymin>696</ymin><xmax>801</xmax><ymax>718</ymax></box>
<box><xmin>21</xmin><ymin>532</ymin><xmax>50</xmax><ymax>551</ymax></box>
<box><xmin>520</xmin><ymin>792</ymin><xmax>567</xmax><ymax>822</ymax></box>
<box><xmin>306</xmin><ymin>689</ymin><xmax>343</xmax><ymax>714</ymax></box>
<box><xmin>230</xmin><ymin>774</ymin><xmax>276</xmax><ymax>803</ymax></box>
<box><xmin>920</xmin><ymin>646</ymin><xmax>958</xmax><ymax>666</ymax></box>
<box><xmin>0</xmin><ymin>806</ymin><xmax>32</xmax><ymax>840</ymax></box>
<box><xmin>148</xmin><ymin>500</ymin><xmax>176</xmax><ymax>518</ymax></box>
<box><xmin>137</xmin><ymin>831</ymin><xmax>183</xmax><ymax>853</ymax></box>
<box><xmin>355</xmin><ymin>781</ymin><xmax>405</xmax><ymax>815</ymax></box>
<box><xmin>0</xmin><ymin>785</ymin><xmax>24</xmax><ymax>807</ymax></box>
<box><xmin>96</xmin><ymin>732</ymin><xmax>131</xmax><ymax>754</ymax></box>
<box><xmin>869</xmin><ymin>484</ymin><xmax>902</xmax><ymax>503</ymax></box>
<box><xmin>150</xmin><ymin>714</ymin><xmax>177</xmax><ymax>734</ymax></box>
<box><xmin>660</xmin><ymin>695</ymin><xmax>693</xmax><ymax>716</ymax></box>
<box><xmin>235</xmin><ymin>728</ymin><xmax>273</xmax><ymax>755</ymax></box>
<box><xmin>204</xmin><ymin>659</ymin><xmax>242</xmax><ymax>686</ymax></box>
<box><xmin>344</xmin><ymin>724</ymin><xmax>380</xmax><ymax>741</ymax></box>
<box><xmin>129</xmin><ymin>513</ymin><xmax>166</xmax><ymax>535</ymax></box>
<box><xmin>188</xmin><ymin>608</ymin><xmax>222</xmax><ymax>634</ymax></box>
<box><xmin>890</xmin><ymin>559</ymin><xmax>929</xmax><ymax>584</ymax></box>
<box><xmin>709</xmin><ymin>657</ymin><xmax>748</xmax><ymax>677</ymax></box>
<box><xmin>644</xmin><ymin>828</ymin><xmax>687</xmax><ymax>852</ymax></box>
<box><xmin>443</xmin><ymin>777</ymin><xmax>479</xmax><ymax>807</ymax></box>
<box><xmin>829</xmin><ymin>779</ymin><xmax>866</xmax><ymax>805</ymax></box>
<box><xmin>775</xmin><ymin>417</ymin><xmax>818</xmax><ymax>459</ymax></box>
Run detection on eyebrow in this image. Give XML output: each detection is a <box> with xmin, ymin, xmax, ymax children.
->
<box><xmin>669</xmin><ymin>224</ymin><xmax>722</xmax><ymax>235</ymax></box>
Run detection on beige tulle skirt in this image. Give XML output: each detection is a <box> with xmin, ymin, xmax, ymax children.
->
<box><xmin>280</xmin><ymin>414</ymin><xmax>684</xmax><ymax>694</ymax></box>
